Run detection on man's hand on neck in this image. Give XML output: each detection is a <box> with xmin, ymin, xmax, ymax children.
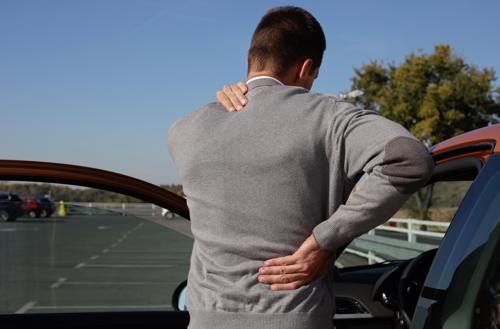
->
<box><xmin>216</xmin><ymin>59</ymin><xmax>318</xmax><ymax>112</ymax></box>
<box><xmin>216</xmin><ymin>82</ymin><xmax>248</xmax><ymax>112</ymax></box>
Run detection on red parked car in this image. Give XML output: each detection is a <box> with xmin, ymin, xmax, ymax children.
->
<box><xmin>22</xmin><ymin>196</ymin><xmax>44</xmax><ymax>218</ymax></box>
<box><xmin>22</xmin><ymin>196</ymin><xmax>55</xmax><ymax>218</ymax></box>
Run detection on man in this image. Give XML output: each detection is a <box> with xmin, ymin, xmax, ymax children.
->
<box><xmin>167</xmin><ymin>6</ymin><xmax>433</xmax><ymax>329</ymax></box>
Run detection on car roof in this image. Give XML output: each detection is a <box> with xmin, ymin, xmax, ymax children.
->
<box><xmin>431</xmin><ymin>124</ymin><xmax>500</xmax><ymax>163</ymax></box>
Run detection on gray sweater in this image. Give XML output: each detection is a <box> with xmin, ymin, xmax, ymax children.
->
<box><xmin>167</xmin><ymin>78</ymin><xmax>433</xmax><ymax>329</ymax></box>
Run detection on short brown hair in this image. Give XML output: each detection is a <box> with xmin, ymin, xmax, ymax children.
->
<box><xmin>248</xmin><ymin>7</ymin><xmax>326</xmax><ymax>76</ymax></box>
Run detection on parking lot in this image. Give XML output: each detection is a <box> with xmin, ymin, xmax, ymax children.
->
<box><xmin>0</xmin><ymin>214</ymin><xmax>193</xmax><ymax>314</ymax></box>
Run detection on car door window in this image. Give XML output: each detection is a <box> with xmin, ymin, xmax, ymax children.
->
<box><xmin>335</xmin><ymin>180</ymin><xmax>473</xmax><ymax>268</ymax></box>
<box><xmin>0</xmin><ymin>181</ymin><xmax>192</xmax><ymax>314</ymax></box>
<box><xmin>473</xmin><ymin>240</ymin><xmax>500</xmax><ymax>329</ymax></box>
<box><xmin>434</xmin><ymin>174</ymin><xmax>500</xmax><ymax>329</ymax></box>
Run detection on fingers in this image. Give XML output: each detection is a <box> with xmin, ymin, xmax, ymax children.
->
<box><xmin>216</xmin><ymin>81</ymin><xmax>249</xmax><ymax>112</ymax></box>
<box><xmin>258</xmin><ymin>259</ymin><xmax>313</xmax><ymax>290</ymax></box>
<box><xmin>258</xmin><ymin>273</ymin><xmax>309</xmax><ymax>285</ymax></box>
<box><xmin>221</xmin><ymin>85</ymin><xmax>242</xmax><ymax>111</ymax></box>
<box><xmin>235</xmin><ymin>81</ymin><xmax>248</xmax><ymax>105</ymax></box>
<box><xmin>263</xmin><ymin>255</ymin><xmax>297</xmax><ymax>267</ymax></box>
<box><xmin>259</xmin><ymin>235</ymin><xmax>333</xmax><ymax>291</ymax></box>
<box><xmin>236</xmin><ymin>81</ymin><xmax>248</xmax><ymax>94</ymax></box>
<box><xmin>216</xmin><ymin>90</ymin><xmax>236</xmax><ymax>112</ymax></box>
<box><xmin>259</xmin><ymin>263</ymin><xmax>303</xmax><ymax>275</ymax></box>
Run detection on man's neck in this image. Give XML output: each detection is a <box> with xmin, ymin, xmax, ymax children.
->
<box><xmin>247</xmin><ymin>71</ymin><xmax>282</xmax><ymax>82</ymax></box>
<box><xmin>247</xmin><ymin>70</ymin><xmax>305</xmax><ymax>89</ymax></box>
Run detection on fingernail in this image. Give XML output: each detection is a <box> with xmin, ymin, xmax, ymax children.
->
<box><xmin>241</xmin><ymin>99</ymin><xmax>247</xmax><ymax>105</ymax></box>
<box><xmin>229</xmin><ymin>107</ymin><xmax>235</xmax><ymax>112</ymax></box>
<box><xmin>236</xmin><ymin>106</ymin><xmax>242</xmax><ymax>111</ymax></box>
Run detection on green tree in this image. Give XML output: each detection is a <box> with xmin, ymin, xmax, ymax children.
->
<box><xmin>351</xmin><ymin>44</ymin><xmax>499</xmax><ymax>144</ymax></box>
<box><xmin>350</xmin><ymin>44</ymin><xmax>500</xmax><ymax>220</ymax></box>
<box><xmin>160</xmin><ymin>184</ymin><xmax>185</xmax><ymax>197</ymax></box>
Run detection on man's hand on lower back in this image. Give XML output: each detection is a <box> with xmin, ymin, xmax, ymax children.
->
<box><xmin>216</xmin><ymin>81</ymin><xmax>248</xmax><ymax>112</ymax></box>
<box><xmin>258</xmin><ymin>234</ymin><xmax>332</xmax><ymax>291</ymax></box>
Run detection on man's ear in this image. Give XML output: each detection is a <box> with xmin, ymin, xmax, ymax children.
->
<box><xmin>298</xmin><ymin>58</ymin><xmax>315</xmax><ymax>80</ymax></box>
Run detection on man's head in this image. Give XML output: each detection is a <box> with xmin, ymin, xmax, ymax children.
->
<box><xmin>248</xmin><ymin>6</ymin><xmax>326</xmax><ymax>90</ymax></box>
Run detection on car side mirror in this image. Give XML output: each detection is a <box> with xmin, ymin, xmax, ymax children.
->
<box><xmin>172</xmin><ymin>280</ymin><xmax>188</xmax><ymax>311</ymax></box>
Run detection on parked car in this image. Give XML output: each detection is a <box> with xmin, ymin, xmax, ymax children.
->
<box><xmin>0</xmin><ymin>124</ymin><xmax>499</xmax><ymax>329</ymax></box>
<box><xmin>36</xmin><ymin>197</ymin><xmax>55</xmax><ymax>218</ymax></box>
<box><xmin>161</xmin><ymin>207</ymin><xmax>175</xmax><ymax>219</ymax></box>
<box><xmin>22</xmin><ymin>196</ymin><xmax>55</xmax><ymax>218</ymax></box>
<box><xmin>22</xmin><ymin>196</ymin><xmax>43</xmax><ymax>218</ymax></box>
<box><xmin>0</xmin><ymin>192</ymin><xmax>25</xmax><ymax>222</ymax></box>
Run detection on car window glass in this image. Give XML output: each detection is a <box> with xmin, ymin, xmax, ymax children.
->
<box><xmin>335</xmin><ymin>180</ymin><xmax>473</xmax><ymax>268</ymax></box>
<box><xmin>10</xmin><ymin>195</ymin><xmax>22</xmax><ymax>202</ymax></box>
<box><xmin>428</xmin><ymin>168</ymin><xmax>500</xmax><ymax>329</ymax></box>
<box><xmin>473</xmin><ymin>239</ymin><xmax>500</xmax><ymax>329</ymax></box>
<box><xmin>0</xmin><ymin>181</ymin><xmax>192</xmax><ymax>315</ymax></box>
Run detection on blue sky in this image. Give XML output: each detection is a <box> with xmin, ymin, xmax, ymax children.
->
<box><xmin>1</xmin><ymin>0</ymin><xmax>499</xmax><ymax>184</ymax></box>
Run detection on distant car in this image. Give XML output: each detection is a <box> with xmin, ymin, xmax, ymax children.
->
<box><xmin>36</xmin><ymin>197</ymin><xmax>55</xmax><ymax>218</ymax></box>
<box><xmin>162</xmin><ymin>207</ymin><xmax>175</xmax><ymax>219</ymax></box>
<box><xmin>22</xmin><ymin>196</ymin><xmax>55</xmax><ymax>218</ymax></box>
<box><xmin>0</xmin><ymin>192</ymin><xmax>25</xmax><ymax>222</ymax></box>
<box><xmin>22</xmin><ymin>196</ymin><xmax>44</xmax><ymax>218</ymax></box>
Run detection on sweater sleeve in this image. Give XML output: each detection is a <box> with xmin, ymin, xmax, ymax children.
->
<box><xmin>312</xmin><ymin>103</ymin><xmax>434</xmax><ymax>252</ymax></box>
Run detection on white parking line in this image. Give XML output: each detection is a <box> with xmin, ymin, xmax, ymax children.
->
<box><xmin>50</xmin><ymin>277</ymin><xmax>67</xmax><ymax>289</ymax></box>
<box><xmin>74</xmin><ymin>262</ymin><xmax>86</xmax><ymax>269</ymax></box>
<box><xmin>0</xmin><ymin>227</ymin><xmax>40</xmax><ymax>233</ymax></box>
<box><xmin>102</xmin><ymin>248</ymin><xmax>109</xmax><ymax>253</ymax></box>
<box><xmin>82</xmin><ymin>264</ymin><xmax>173</xmax><ymax>268</ymax></box>
<box><xmin>335</xmin><ymin>261</ymin><xmax>344</xmax><ymax>268</ymax></box>
<box><xmin>90</xmin><ymin>255</ymin><xmax>99</xmax><ymax>260</ymax></box>
<box><xmin>15</xmin><ymin>301</ymin><xmax>37</xmax><ymax>314</ymax></box>
<box><xmin>111</xmin><ymin>243</ymin><xmax>118</xmax><ymax>248</ymax></box>
<box><xmin>0</xmin><ymin>228</ymin><xmax>17</xmax><ymax>232</ymax></box>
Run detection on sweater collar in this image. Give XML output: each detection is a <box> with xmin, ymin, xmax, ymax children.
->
<box><xmin>247</xmin><ymin>76</ymin><xmax>284</xmax><ymax>90</ymax></box>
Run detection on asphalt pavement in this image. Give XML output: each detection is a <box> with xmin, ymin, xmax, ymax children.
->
<box><xmin>0</xmin><ymin>214</ymin><xmax>193</xmax><ymax>314</ymax></box>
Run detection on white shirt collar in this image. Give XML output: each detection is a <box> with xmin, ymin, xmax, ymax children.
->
<box><xmin>246</xmin><ymin>76</ymin><xmax>284</xmax><ymax>85</ymax></box>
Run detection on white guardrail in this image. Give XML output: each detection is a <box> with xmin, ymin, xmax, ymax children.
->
<box><xmin>376</xmin><ymin>218</ymin><xmax>449</xmax><ymax>242</ymax></box>
<box><xmin>345</xmin><ymin>218</ymin><xmax>449</xmax><ymax>264</ymax></box>
<box><xmin>65</xmin><ymin>203</ymin><xmax>449</xmax><ymax>264</ymax></box>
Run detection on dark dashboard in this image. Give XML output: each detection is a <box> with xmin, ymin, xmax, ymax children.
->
<box><xmin>334</xmin><ymin>249</ymin><xmax>438</xmax><ymax>329</ymax></box>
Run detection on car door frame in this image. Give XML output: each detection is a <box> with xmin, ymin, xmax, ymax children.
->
<box><xmin>412</xmin><ymin>154</ymin><xmax>500</xmax><ymax>329</ymax></box>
